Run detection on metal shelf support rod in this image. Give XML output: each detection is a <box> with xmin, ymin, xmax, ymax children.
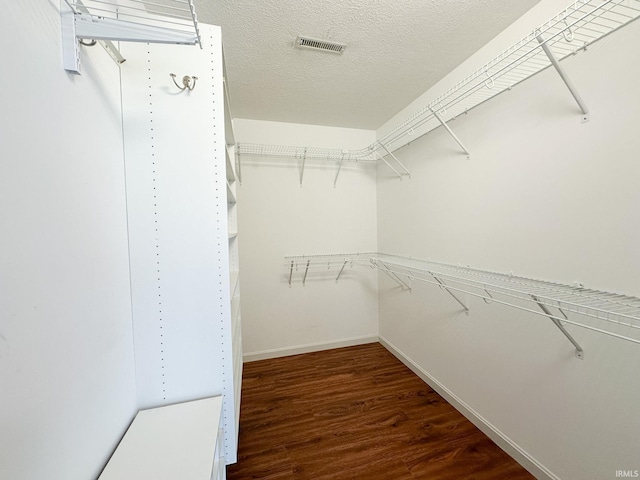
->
<box><xmin>379</xmin><ymin>142</ymin><xmax>411</xmax><ymax>177</ymax></box>
<box><xmin>302</xmin><ymin>260</ymin><xmax>310</xmax><ymax>286</ymax></box>
<box><xmin>536</xmin><ymin>32</ymin><xmax>590</xmax><ymax>121</ymax></box>
<box><xmin>334</xmin><ymin>154</ymin><xmax>345</xmax><ymax>187</ymax></box>
<box><xmin>288</xmin><ymin>261</ymin><xmax>294</xmax><ymax>287</ymax></box>
<box><xmin>533</xmin><ymin>295</ymin><xmax>584</xmax><ymax>359</ymax></box>
<box><xmin>300</xmin><ymin>148</ymin><xmax>307</xmax><ymax>186</ymax></box>
<box><xmin>336</xmin><ymin>260</ymin><xmax>348</xmax><ymax>282</ymax></box>
<box><xmin>429</xmin><ymin>108</ymin><xmax>471</xmax><ymax>158</ymax></box>
<box><xmin>433</xmin><ymin>275</ymin><xmax>470</xmax><ymax>314</ymax></box>
<box><xmin>375</xmin><ymin>151</ymin><xmax>403</xmax><ymax>180</ymax></box>
<box><xmin>376</xmin><ymin>261</ymin><xmax>411</xmax><ymax>291</ymax></box>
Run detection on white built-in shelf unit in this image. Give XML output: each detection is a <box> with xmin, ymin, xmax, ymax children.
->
<box><xmin>238</xmin><ymin>0</ymin><xmax>640</xmax><ymax>179</ymax></box>
<box><xmin>285</xmin><ymin>252</ymin><xmax>640</xmax><ymax>357</ymax></box>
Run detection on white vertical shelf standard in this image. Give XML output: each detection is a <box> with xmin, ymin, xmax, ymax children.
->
<box><xmin>120</xmin><ymin>23</ymin><xmax>240</xmax><ymax>464</ymax></box>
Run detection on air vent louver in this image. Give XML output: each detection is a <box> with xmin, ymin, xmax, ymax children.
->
<box><xmin>295</xmin><ymin>36</ymin><xmax>346</xmax><ymax>54</ymax></box>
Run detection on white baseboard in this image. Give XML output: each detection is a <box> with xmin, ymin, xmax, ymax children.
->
<box><xmin>378</xmin><ymin>335</ymin><xmax>559</xmax><ymax>480</ymax></box>
<box><xmin>243</xmin><ymin>335</ymin><xmax>379</xmax><ymax>363</ymax></box>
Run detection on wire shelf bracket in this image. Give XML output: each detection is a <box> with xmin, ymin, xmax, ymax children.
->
<box><xmin>536</xmin><ymin>31</ymin><xmax>590</xmax><ymax>123</ymax></box>
<box><xmin>379</xmin><ymin>142</ymin><xmax>411</xmax><ymax>177</ymax></box>
<box><xmin>376</xmin><ymin>260</ymin><xmax>412</xmax><ymax>291</ymax></box>
<box><xmin>299</xmin><ymin>148</ymin><xmax>307</xmax><ymax>186</ymax></box>
<box><xmin>429</xmin><ymin>108</ymin><xmax>471</xmax><ymax>158</ymax></box>
<box><xmin>374</xmin><ymin>150</ymin><xmax>403</xmax><ymax>180</ymax></box>
<box><xmin>532</xmin><ymin>295</ymin><xmax>584</xmax><ymax>359</ymax></box>
<box><xmin>333</xmin><ymin>151</ymin><xmax>346</xmax><ymax>187</ymax></box>
<box><xmin>61</xmin><ymin>0</ymin><xmax>201</xmax><ymax>74</ymax></box>
<box><xmin>285</xmin><ymin>252</ymin><xmax>640</xmax><ymax>356</ymax></box>
<box><xmin>433</xmin><ymin>275</ymin><xmax>470</xmax><ymax>314</ymax></box>
<box><xmin>335</xmin><ymin>259</ymin><xmax>349</xmax><ymax>282</ymax></box>
<box><xmin>302</xmin><ymin>260</ymin><xmax>310</xmax><ymax>286</ymax></box>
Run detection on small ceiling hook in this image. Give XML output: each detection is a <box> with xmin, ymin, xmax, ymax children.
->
<box><xmin>170</xmin><ymin>73</ymin><xmax>198</xmax><ymax>92</ymax></box>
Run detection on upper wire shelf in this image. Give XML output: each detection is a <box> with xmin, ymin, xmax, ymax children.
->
<box><xmin>61</xmin><ymin>0</ymin><xmax>201</xmax><ymax>72</ymax></box>
<box><xmin>285</xmin><ymin>252</ymin><xmax>640</xmax><ymax>352</ymax></box>
<box><xmin>239</xmin><ymin>0</ymin><xmax>640</xmax><ymax>165</ymax></box>
<box><xmin>64</xmin><ymin>0</ymin><xmax>201</xmax><ymax>44</ymax></box>
<box><xmin>376</xmin><ymin>0</ymin><xmax>640</xmax><ymax>152</ymax></box>
<box><xmin>237</xmin><ymin>143</ymin><xmax>378</xmax><ymax>163</ymax></box>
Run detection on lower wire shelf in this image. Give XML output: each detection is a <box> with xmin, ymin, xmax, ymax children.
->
<box><xmin>285</xmin><ymin>252</ymin><xmax>640</xmax><ymax>354</ymax></box>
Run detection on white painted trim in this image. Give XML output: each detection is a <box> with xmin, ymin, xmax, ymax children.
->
<box><xmin>378</xmin><ymin>335</ymin><xmax>559</xmax><ymax>480</ymax></box>
<box><xmin>243</xmin><ymin>335</ymin><xmax>379</xmax><ymax>362</ymax></box>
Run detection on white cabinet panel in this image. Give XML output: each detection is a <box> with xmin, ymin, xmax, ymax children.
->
<box><xmin>121</xmin><ymin>24</ymin><xmax>240</xmax><ymax>463</ymax></box>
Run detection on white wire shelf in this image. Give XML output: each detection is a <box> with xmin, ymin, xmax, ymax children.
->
<box><xmin>237</xmin><ymin>143</ymin><xmax>378</xmax><ymax>163</ymax></box>
<box><xmin>61</xmin><ymin>0</ymin><xmax>201</xmax><ymax>72</ymax></box>
<box><xmin>236</xmin><ymin>143</ymin><xmax>395</xmax><ymax>186</ymax></box>
<box><xmin>376</xmin><ymin>0</ymin><xmax>640</xmax><ymax>152</ymax></box>
<box><xmin>285</xmin><ymin>252</ymin><xmax>376</xmax><ymax>286</ymax></box>
<box><xmin>285</xmin><ymin>252</ymin><xmax>640</xmax><ymax>352</ymax></box>
<box><xmin>65</xmin><ymin>0</ymin><xmax>200</xmax><ymax>42</ymax></box>
<box><xmin>239</xmin><ymin>0</ymin><xmax>640</xmax><ymax>167</ymax></box>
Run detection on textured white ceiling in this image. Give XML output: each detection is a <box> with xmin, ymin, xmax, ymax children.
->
<box><xmin>196</xmin><ymin>0</ymin><xmax>540</xmax><ymax>130</ymax></box>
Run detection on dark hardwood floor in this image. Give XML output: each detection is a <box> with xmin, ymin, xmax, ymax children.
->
<box><xmin>227</xmin><ymin>343</ymin><xmax>534</xmax><ymax>480</ymax></box>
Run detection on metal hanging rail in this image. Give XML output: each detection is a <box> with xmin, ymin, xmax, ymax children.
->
<box><xmin>285</xmin><ymin>252</ymin><xmax>640</xmax><ymax>354</ymax></box>
<box><xmin>237</xmin><ymin>0</ymin><xmax>640</xmax><ymax>171</ymax></box>
<box><xmin>61</xmin><ymin>0</ymin><xmax>201</xmax><ymax>73</ymax></box>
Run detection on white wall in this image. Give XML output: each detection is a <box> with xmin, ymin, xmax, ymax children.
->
<box><xmin>376</xmin><ymin>5</ymin><xmax>640</xmax><ymax>479</ymax></box>
<box><xmin>0</xmin><ymin>2</ymin><xmax>137</xmax><ymax>479</ymax></box>
<box><xmin>235</xmin><ymin>119</ymin><xmax>379</xmax><ymax>359</ymax></box>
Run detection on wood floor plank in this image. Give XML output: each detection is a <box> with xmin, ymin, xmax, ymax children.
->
<box><xmin>227</xmin><ymin>343</ymin><xmax>534</xmax><ymax>480</ymax></box>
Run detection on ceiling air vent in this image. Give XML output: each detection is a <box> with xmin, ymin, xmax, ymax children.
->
<box><xmin>295</xmin><ymin>36</ymin><xmax>346</xmax><ymax>54</ymax></box>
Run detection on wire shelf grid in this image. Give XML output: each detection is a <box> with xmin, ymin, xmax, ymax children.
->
<box><xmin>238</xmin><ymin>143</ymin><xmax>377</xmax><ymax>163</ymax></box>
<box><xmin>285</xmin><ymin>252</ymin><xmax>377</xmax><ymax>268</ymax></box>
<box><xmin>285</xmin><ymin>252</ymin><xmax>640</xmax><ymax>346</ymax></box>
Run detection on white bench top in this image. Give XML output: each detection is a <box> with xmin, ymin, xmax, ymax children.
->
<box><xmin>99</xmin><ymin>396</ymin><xmax>223</xmax><ymax>480</ymax></box>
